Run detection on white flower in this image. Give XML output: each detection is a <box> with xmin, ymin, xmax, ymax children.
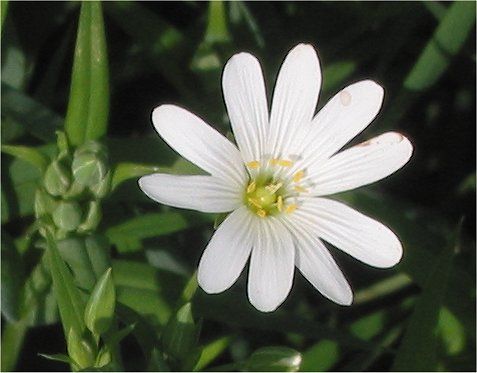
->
<box><xmin>139</xmin><ymin>44</ymin><xmax>413</xmax><ymax>312</ymax></box>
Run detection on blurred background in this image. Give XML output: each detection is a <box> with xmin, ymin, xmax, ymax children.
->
<box><xmin>1</xmin><ymin>1</ymin><xmax>475</xmax><ymax>371</ymax></box>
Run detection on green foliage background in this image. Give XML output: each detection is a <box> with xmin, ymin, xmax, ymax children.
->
<box><xmin>1</xmin><ymin>1</ymin><xmax>475</xmax><ymax>371</ymax></box>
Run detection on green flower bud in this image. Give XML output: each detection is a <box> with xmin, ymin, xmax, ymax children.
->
<box><xmin>44</xmin><ymin>161</ymin><xmax>71</xmax><ymax>196</ymax></box>
<box><xmin>84</xmin><ymin>268</ymin><xmax>116</xmax><ymax>336</ymax></box>
<box><xmin>78</xmin><ymin>201</ymin><xmax>102</xmax><ymax>233</ymax></box>
<box><xmin>67</xmin><ymin>328</ymin><xmax>96</xmax><ymax>370</ymax></box>
<box><xmin>72</xmin><ymin>151</ymin><xmax>108</xmax><ymax>188</ymax></box>
<box><xmin>52</xmin><ymin>201</ymin><xmax>82</xmax><ymax>232</ymax></box>
<box><xmin>89</xmin><ymin>171</ymin><xmax>111</xmax><ymax>199</ymax></box>
<box><xmin>243</xmin><ymin>347</ymin><xmax>302</xmax><ymax>372</ymax></box>
<box><xmin>162</xmin><ymin>302</ymin><xmax>197</xmax><ymax>361</ymax></box>
<box><xmin>63</xmin><ymin>179</ymin><xmax>86</xmax><ymax>200</ymax></box>
<box><xmin>95</xmin><ymin>346</ymin><xmax>112</xmax><ymax>368</ymax></box>
<box><xmin>34</xmin><ymin>189</ymin><xmax>57</xmax><ymax>218</ymax></box>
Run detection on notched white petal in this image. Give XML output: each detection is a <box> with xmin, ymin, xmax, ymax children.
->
<box><xmin>247</xmin><ymin>218</ymin><xmax>295</xmax><ymax>312</ymax></box>
<box><xmin>300</xmin><ymin>80</ymin><xmax>384</xmax><ymax>165</ymax></box>
<box><xmin>198</xmin><ymin>207</ymin><xmax>253</xmax><ymax>293</ymax></box>
<box><xmin>295</xmin><ymin>198</ymin><xmax>403</xmax><ymax>269</ymax></box>
<box><xmin>284</xmin><ymin>217</ymin><xmax>353</xmax><ymax>305</ymax></box>
<box><xmin>151</xmin><ymin>105</ymin><xmax>246</xmax><ymax>186</ymax></box>
<box><xmin>268</xmin><ymin>43</ymin><xmax>322</xmax><ymax>157</ymax></box>
<box><xmin>308</xmin><ymin>132</ymin><xmax>413</xmax><ymax>195</ymax></box>
<box><xmin>223</xmin><ymin>52</ymin><xmax>268</xmax><ymax>162</ymax></box>
<box><xmin>139</xmin><ymin>174</ymin><xmax>241</xmax><ymax>213</ymax></box>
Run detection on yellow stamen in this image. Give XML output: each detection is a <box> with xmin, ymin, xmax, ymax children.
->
<box><xmin>256</xmin><ymin>209</ymin><xmax>267</xmax><ymax>218</ymax></box>
<box><xmin>248</xmin><ymin>197</ymin><xmax>262</xmax><ymax>209</ymax></box>
<box><xmin>294</xmin><ymin>185</ymin><xmax>308</xmax><ymax>193</ymax></box>
<box><xmin>246</xmin><ymin>161</ymin><xmax>260</xmax><ymax>169</ymax></box>
<box><xmin>277</xmin><ymin>196</ymin><xmax>283</xmax><ymax>212</ymax></box>
<box><xmin>293</xmin><ymin>170</ymin><xmax>305</xmax><ymax>183</ymax></box>
<box><xmin>269</xmin><ymin>158</ymin><xmax>293</xmax><ymax>167</ymax></box>
<box><xmin>247</xmin><ymin>181</ymin><xmax>256</xmax><ymax>193</ymax></box>
<box><xmin>265</xmin><ymin>182</ymin><xmax>283</xmax><ymax>194</ymax></box>
<box><xmin>285</xmin><ymin>204</ymin><xmax>297</xmax><ymax>214</ymax></box>
<box><xmin>277</xmin><ymin>159</ymin><xmax>293</xmax><ymax>167</ymax></box>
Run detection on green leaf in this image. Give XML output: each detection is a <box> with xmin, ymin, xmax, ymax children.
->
<box><xmin>84</xmin><ymin>268</ymin><xmax>116</xmax><ymax>335</ymax></box>
<box><xmin>392</xmin><ymin>246</ymin><xmax>454</xmax><ymax>371</ymax></box>
<box><xmin>243</xmin><ymin>346</ymin><xmax>302</xmax><ymax>372</ymax></box>
<box><xmin>112</xmin><ymin>259</ymin><xmax>173</xmax><ymax>325</ymax></box>
<box><xmin>404</xmin><ymin>1</ymin><xmax>475</xmax><ymax>91</ymax></box>
<box><xmin>1</xmin><ymin>233</ymin><xmax>24</xmax><ymax>322</ymax></box>
<box><xmin>437</xmin><ymin>307</ymin><xmax>465</xmax><ymax>356</ymax></box>
<box><xmin>45</xmin><ymin>232</ymin><xmax>86</xmax><ymax>336</ymax></box>
<box><xmin>1</xmin><ymin>144</ymin><xmax>48</xmax><ymax>171</ymax></box>
<box><xmin>105</xmin><ymin>212</ymin><xmax>190</xmax><ymax>253</ymax></box>
<box><xmin>67</xmin><ymin>327</ymin><xmax>96</xmax><ymax>370</ymax></box>
<box><xmin>350</xmin><ymin>311</ymin><xmax>386</xmax><ymax>341</ymax></box>
<box><xmin>300</xmin><ymin>340</ymin><xmax>338</xmax><ymax>372</ymax></box>
<box><xmin>38</xmin><ymin>353</ymin><xmax>75</xmax><ymax>366</ymax></box>
<box><xmin>57</xmin><ymin>235</ymin><xmax>111</xmax><ymax>292</ymax></box>
<box><xmin>162</xmin><ymin>302</ymin><xmax>198</xmax><ymax>362</ymax></box>
<box><xmin>204</xmin><ymin>1</ymin><xmax>231</xmax><ymax>45</ymax></box>
<box><xmin>194</xmin><ymin>336</ymin><xmax>230</xmax><ymax>371</ymax></box>
<box><xmin>104</xmin><ymin>323</ymin><xmax>135</xmax><ymax>346</ymax></box>
<box><xmin>1</xmin><ymin>0</ymin><xmax>8</xmax><ymax>33</ymax></box>
<box><xmin>111</xmin><ymin>162</ymin><xmax>168</xmax><ymax>190</ymax></box>
<box><xmin>65</xmin><ymin>1</ymin><xmax>109</xmax><ymax>146</ymax></box>
<box><xmin>1</xmin><ymin>82</ymin><xmax>62</xmax><ymax>142</ymax></box>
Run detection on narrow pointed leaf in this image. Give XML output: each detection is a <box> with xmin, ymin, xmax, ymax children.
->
<box><xmin>65</xmin><ymin>1</ymin><xmax>109</xmax><ymax>146</ymax></box>
<box><xmin>404</xmin><ymin>1</ymin><xmax>475</xmax><ymax>91</ymax></box>
<box><xmin>110</xmin><ymin>162</ymin><xmax>167</xmax><ymax>190</ymax></box>
<box><xmin>1</xmin><ymin>145</ymin><xmax>49</xmax><ymax>172</ymax></box>
<box><xmin>84</xmin><ymin>267</ymin><xmax>116</xmax><ymax>335</ymax></box>
<box><xmin>45</xmin><ymin>232</ymin><xmax>86</xmax><ymax>335</ymax></box>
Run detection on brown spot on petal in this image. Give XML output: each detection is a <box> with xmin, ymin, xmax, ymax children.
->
<box><xmin>340</xmin><ymin>90</ymin><xmax>352</xmax><ymax>106</ymax></box>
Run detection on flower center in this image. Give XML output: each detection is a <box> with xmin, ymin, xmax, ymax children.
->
<box><xmin>245</xmin><ymin>179</ymin><xmax>283</xmax><ymax>218</ymax></box>
<box><xmin>244</xmin><ymin>158</ymin><xmax>308</xmax><ymax>218</ymax></box>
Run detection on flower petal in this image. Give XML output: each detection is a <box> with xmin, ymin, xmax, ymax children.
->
<box><xmin>294</xmin><ymin>198</ymin><xmax>403</xmax><ymax>268</ymax></box>
<box><xmin>152</xmin><ymin>105</ymin><xmax>247</xmax><ymax>187</ymax></box>
<box><xmin>299</xmin><ymin>80</ymin><xmax>384</xmax><ymax>166</ymax></box>
<box><xmin>268</xmin><ymin>44</ymin><xmax>321</xmax><ymax>157</ymax></box>
<box><xmin>308</xmin><ymin>132</ymin><xmax>413</xmax><ymax>196</ymax></box>
<box><xmin>223</xmin><ymin>53</ymin><xmax>269</xmax><ymax>162</ymax></box>
<box><xmin>198</xmin><ymin>207</ymin><xmax>254</xmax><ymax>293</ymax></box>
<box><xmin>139</xmin><ymin>174</ymin><xmax>241</xmax><ymax>213</ymax></box>
<box><xmin>284</xmin><ymin>217</ymin><xmax>352</xmax><ymax>305</ymax></box>
<box><xmin>248</xmin><ymin>218</ymin><xmax>295</xmax><ymax>312</ymax></box>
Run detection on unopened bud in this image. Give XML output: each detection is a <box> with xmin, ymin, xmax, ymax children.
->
<box><xmin>72</xmin><ymin>151</ymin><xmax>107</xmax><ymax>188</ymax></box>
<box><xmin>34</xmin><ymin>189</ymin><xmax>57</xmax><ymax>218</ymax></box>
<box><xmin>78</xmin><ymin>201</ymin><xmax>102</xmax><ymax>233</ymax></box>
<box><xmin>52</xmin><ymin>201</ymin><xmax>82</xmax><ymax>232</ymax></box>
<box><xmin>44</xmin><ymin>161</ymin><xmax>71</xmax><ymax>196</ymax></box>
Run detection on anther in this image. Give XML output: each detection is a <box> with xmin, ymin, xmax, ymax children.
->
<box><xmin>248</xmin><ymin>197</ymin><xmax>263</xmax><ymax>209</ymax></box>
<box><xmin>276</xmin><ymin>196</ymin><xmax>283</xmax><ymax>212</ymax></box>
<box><xmin>256</xmin><ymin>209</ymin><xmax>267</xmax><ymax>218</ymax></box>
<box><xmin>285</xmin><ymin>204</ymin><xmax>297</xmax><ymax>214</ymax></box>
<box><xmin>294</xmin><ymin>185</ymin><xmax>308</xmax><ymax>193</ymax></box>
<box><xmin>265</xmin><ymin>182</ymin><xmax>283</xmax><ymax>194</ymax></box>
<box><xmin>293</xmin><ymin>170</ymin><xmax>305</xmax><ymax>183</ymax></box>
<box><xmin>269</xmin><ymin>158</ymin><xmax>293</xmax><ymax>167</ymax></box>
<box><xmin>247</xmin><ymin>181</ymin><xmax>256</xmax><ymax>193</ymax></box>
<box><xmin>246</xmin><ymin>161</ymin><xmax>260</xmax><ymax>169</ymax></box>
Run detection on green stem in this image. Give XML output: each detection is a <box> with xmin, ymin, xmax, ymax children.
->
<box><xmin>1</xmin><ymin>318</ymin><xmax>29</xmax><ymax>371</ymax></box>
